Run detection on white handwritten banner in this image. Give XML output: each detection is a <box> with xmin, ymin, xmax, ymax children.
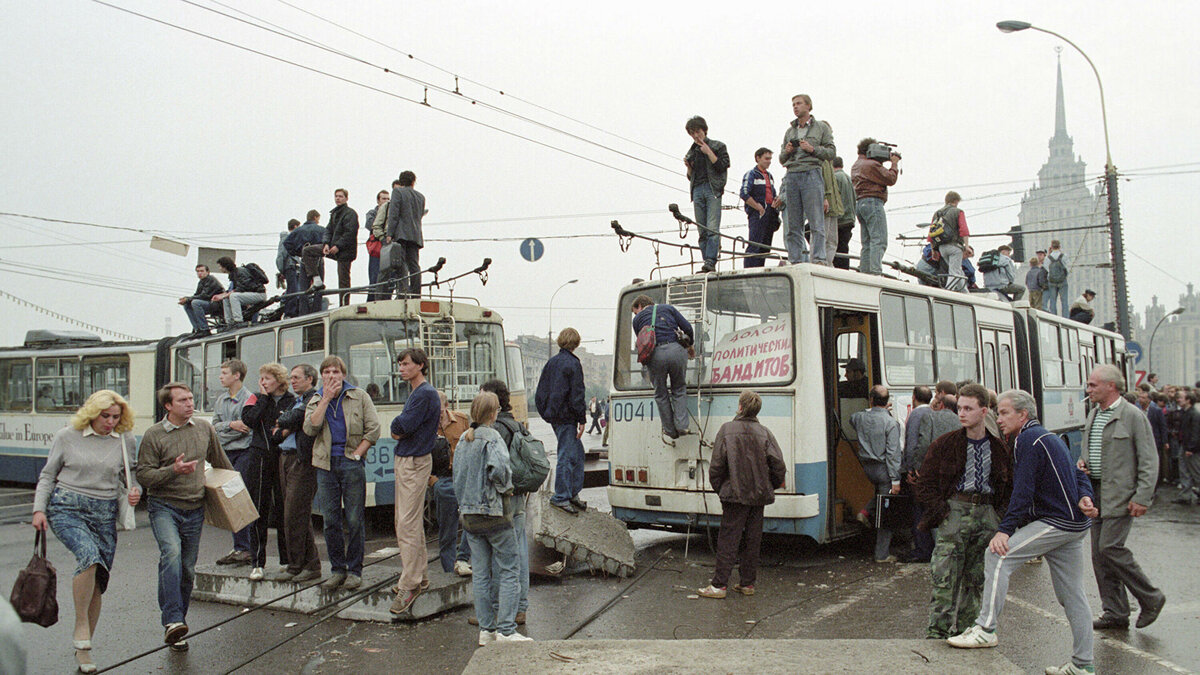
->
<box><xmin>705</xmin><ymin>317</ymin><xmax>793</xmax><ymax>385</ymax></box>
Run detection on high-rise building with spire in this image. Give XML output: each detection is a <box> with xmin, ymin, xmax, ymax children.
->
<box><xmin>1014</xmin><ymin>55</ymin><xmax>1114</xmax><ymax>327</ymax></box>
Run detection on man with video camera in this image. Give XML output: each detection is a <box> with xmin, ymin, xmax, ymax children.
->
<box><xmin>851</xmin><ymin>138</ymin><xmax>900</xmax><ymax>276</ymax></box>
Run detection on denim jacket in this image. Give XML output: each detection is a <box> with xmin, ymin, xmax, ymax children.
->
<box><xmin>452</xmin><ymin>426</ymin><xmax>512</xmax><ymax>517</ymax></box>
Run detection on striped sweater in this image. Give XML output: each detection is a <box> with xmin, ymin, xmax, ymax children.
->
<box><xmin>997</xmin><ymin>420</ymin><xmax>1094</xmax><ymax>535</ymax></box>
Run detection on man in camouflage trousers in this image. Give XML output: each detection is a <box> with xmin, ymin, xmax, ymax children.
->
<box><xmin>914</xmin><ymin>384</ymin><xmax>1012</xmax><ymax>638</ymax></box>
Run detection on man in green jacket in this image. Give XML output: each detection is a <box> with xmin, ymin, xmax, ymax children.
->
<box><xmin>1081</xmin><ymin>365</ymin><xmax>1166</xmax><ymax>630</ymax></box>
<box><xmin>832</xmin><ymin>157</ymin><xmax>857</xmax><ymax>270</ymax></box>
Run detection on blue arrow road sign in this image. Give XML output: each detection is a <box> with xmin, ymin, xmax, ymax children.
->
<box><xmin>520</xmin><ymin>238</ymin><xmax>544</xmax><ymax>262</ymax></box>
<box><xmin>1126</xmin><ymin>340</ymin><xmax>1143</xmax><ymax>364</ymax></box>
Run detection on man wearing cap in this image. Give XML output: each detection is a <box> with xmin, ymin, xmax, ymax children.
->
<box><xmin>1070</xmin><ymin>290</ymin><xmax>1097</xmax><ymax>325</ymax></box>
<box><xmin>838</xmin><ymin>359</ymin><xmax>868</xmax><ymax>399</ymax></box>
<box><xmin>1025</xmin><ymin>252</ymin><xmax>1047</xmax><ymax>310</ymax></box>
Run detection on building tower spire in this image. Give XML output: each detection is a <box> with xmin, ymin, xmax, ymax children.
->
<box><xmin>1053</xmin><ymin>48</ymin><xmax>1068</xmax><ymax>141</ymax></box>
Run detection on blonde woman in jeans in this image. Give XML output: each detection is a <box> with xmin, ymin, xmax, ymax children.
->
<box><xmin>32</xmin><ymin>390</ymin><xmax>140</xmax><ymax>673</ymax></box>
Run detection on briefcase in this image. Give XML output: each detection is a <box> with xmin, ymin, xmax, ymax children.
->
<box><xmin>875</xmin><ymin>493</ymin><xmax>910</xmax><ymax>530</ymax></box>
<box><xmin>379</xmin><ymin>243</ymin><xmax>402</xmax><ymax>276</ymax></box>
<box><xmin>9</xmin><ymin>530</ymin><xmax>57</xmax><ymax>627</ymax></box>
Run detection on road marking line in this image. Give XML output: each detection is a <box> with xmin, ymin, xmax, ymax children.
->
<box><xmin>1008</xmin><ymin>597</ymin><xmax>1194</xmax><ymax>674</ymax></box>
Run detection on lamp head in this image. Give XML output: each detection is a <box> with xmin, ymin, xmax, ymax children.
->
<box><xmin>997</xmin><ymin>20</ymin><xmax>1032</xmax><ymax>33</ymax></box>
<box><xmin>1172</xmin><ymin>307</ymin><xmax>1185</xmax><ymax>316</ymax></box>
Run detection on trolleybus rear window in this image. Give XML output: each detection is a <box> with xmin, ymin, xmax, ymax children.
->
<box><xmin>0</xmin><ymin>359</ymin><xmax>33</xmax><ymax>411</ymax></box>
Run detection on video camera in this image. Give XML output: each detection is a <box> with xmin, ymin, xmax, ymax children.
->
<box><xmin>866</xmin><ymin>141</ymin><xmax>901</xmax><ymax>162</ymax></box>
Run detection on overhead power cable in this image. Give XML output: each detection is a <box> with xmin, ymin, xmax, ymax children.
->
<box><xmin>0</xmin><ymin>290</ymin><xmax>148</xmax><ymax>340</ymax></box>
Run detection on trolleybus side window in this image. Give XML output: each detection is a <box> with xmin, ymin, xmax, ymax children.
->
<box><xmin>82</xmin><ymin>355</ymin><xmax>130</xmax><ymax>398</ymax></box>
<box><xmin>1041</xmin><ymin>324</ymin><xmax>1064</xmax><ymax>387</ymax></box>
<box><xmin>1063</xmin><ymin>327</ymin><xmax>1082</xmax><ymax>387</ymax></box>
<box><xmin>239</xmin><ymin>330</ymin><xmax>276</xmax><ymax>387</ymax></box>
<box><xmin>35</xmin><ymin>357</ymin><xmax>81</xmax><ymax>411</ymax></box>
<box><xmin>998</xmin><ymin>332</ymin><xmax>1015</xmax><ymax>392</ymax></box>
<box><xmin>175</xmin><ymin>345</ymin><xmax>205</xmax><ymax>409</ymax></box>
<box><xmin>932</xmin><ymin>302</ymin><xmax>978</xmax><ymax>383</ymax></box>
<box><xmin>0</xmin><ymin>358</ymin><xmax>33</xmax><ymax>411</ymax></box>
<box><xmin>880</xmin><ymin>293</ymin><xmax>933</xmax><ymax>385</ymax></box>
<box><xmin>203</xmin><ymin>340</ymin><xmax>236</xmax><ymax>411</ymax></box>
<box><xmin>279</xmin><ymin>323</ymin><xmax>324</xmax><ymax>372</ymax></box>
<box><xmin>982</xmin><ymin>341</ymin><xmax>998</xmax><ymax>391</ymax></box>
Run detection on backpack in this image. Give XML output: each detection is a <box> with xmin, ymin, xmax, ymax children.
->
<box><xmin>244</xmin><ymin>262</ymin><xmax>270</xmax><ymax>286</ymax></box>
<box><xmin>497</xmin><ymin>417</ymin><xmax>549</xmax><ymax>494</ymax></box>
<box><xmin>928</xmin><ymin>206</ymin><xmax>961</xmax><ymax>247</ymax></box>
<box><xmin>1046</xmin><ymin>253</ymin><xmax>1068</xmax><ymax>284</ymax></box>
<box><xmin>430</xmin><ymin>436</ymin><xmax>451</xmax><ymax>478</ymax></box>
<box><xmin>635</xmin><ymin>305</ymin><xmax>658</xmax><ymax>365</ymax></box>
<box><xmin>977</xmin><ymin>249</ymin><xmax>1002</xmax><ymax>273</ymax></box>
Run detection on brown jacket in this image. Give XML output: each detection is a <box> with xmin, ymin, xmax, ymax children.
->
<box><xmin>850</xmin><ymin>156</ymin><xmax>898</xmax><ymax>202</ymax></box>
<box><xmin>914</xmin><ymin>427</ymin><xmax>1013</xmax><ymax>531</ymax></box>
<box><xmin>709</xmin><ymin>417</ymin><xmax>787</xmax><ymax>506</ymax></box>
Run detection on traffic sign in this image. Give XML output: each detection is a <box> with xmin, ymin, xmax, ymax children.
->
<box><xmin>520</xmin><ymin>238</ymin><xmax>544</xmax><ymax>262</ymax></box>
<box><xmin>1127</xmin><ymin>340</ymin><xmax>1143</xmax><ymax>364</ymax></box>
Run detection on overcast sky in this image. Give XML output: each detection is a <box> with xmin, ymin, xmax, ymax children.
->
<box><xmin>3</xmin><ymin>0</ymin><xmax>1197</xmax><ymax>352</ymax></box>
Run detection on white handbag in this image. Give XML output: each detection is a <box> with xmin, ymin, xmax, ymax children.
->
<box><xmin>117</xmin><ymin>434</ymin><xmax>136</xmax><ymax>531</ymax></box>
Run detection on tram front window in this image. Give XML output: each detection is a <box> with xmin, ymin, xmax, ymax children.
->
<box><xmin>614</xmin><ymin>275</ymin><xmax>794</xmax><ymax>389</ymax></box>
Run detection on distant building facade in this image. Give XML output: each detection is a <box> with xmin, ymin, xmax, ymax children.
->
<box><xmin>512</xmin><ymin>334</ymin><xmax>612</xmax><ymax>415</ymax></box>
<box><xmin>1133</xmin><ymin>285</ymin><xmax>1200</xmax><ymax>387</ymax></box>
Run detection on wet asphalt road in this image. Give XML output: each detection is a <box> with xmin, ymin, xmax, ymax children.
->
<box><xmin>4</xmin><ymin>422</ymin><xmax>1197</xmax><ymax>674</ymax></box>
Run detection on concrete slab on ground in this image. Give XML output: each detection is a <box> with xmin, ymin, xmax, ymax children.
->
<box><xmin>536</xmin><ymin>493</ymin><xmax>635</xmax><ymax>577</ymax></box>
<box><xmin>462</xmin><ymin>639</ymin><xmax>1023</xmax><ymax>674</ymax></box>
<box><xmin>192</xmin><ymin>551</ymin><xmax>471</xmax><ymax>623</ymax></box>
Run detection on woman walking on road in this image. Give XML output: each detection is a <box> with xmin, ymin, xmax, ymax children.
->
<box><xmin>31</xmin><ymin>390</ymin><xmax>141</xmax><ymax>673</ymax></box>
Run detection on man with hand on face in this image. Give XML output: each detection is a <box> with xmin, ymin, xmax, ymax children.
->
<box><xmin>915</xmin><ymin>384</ymin><xmax>1011</xmax><ymax>640</ymax></box>
<box><xmin>136</xmin><ymin>383</ymin><xmax>232</xmax><ymax>653</ymax></box>
<box><xmin>1082</xmin><ymin>365</ymin><xmax>1166</xmax><ymax>631</ymax></box>
<box><xmin>304</xmin><ymin>356</ymin><xmax>380</xmax><ymax>592</ymax></box>
<box><xmin>684</xmin><ymin>116</ymin><xmax>731</xmax><ymax>273</ymax></box>
<box><xmin>948</xmin><ymin>389</ymin><xmax>1097</xmax><ymax>675</ymax></box>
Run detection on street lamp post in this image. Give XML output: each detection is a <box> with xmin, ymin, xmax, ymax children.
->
<box><xmin>1148</xmin><ymin>307</ymin><xmax>1184</xmax><ymax>375</ymax></box>
<box><xmin>997</xmin><ymin>20</ymin><xmax>1130</xmax><ymax>339</ymax></box>
<box><xmin>548</xmin><ymin>279</ymin><xmax>578</xmax><ymax>358</ymax></box>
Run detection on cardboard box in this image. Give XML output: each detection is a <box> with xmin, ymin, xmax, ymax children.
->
<box><xmin>204</xmin><ymin>467</ymin><xmax>259</xmax><ymax>532</ymax></box>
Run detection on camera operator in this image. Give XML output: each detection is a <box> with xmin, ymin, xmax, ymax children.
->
<box><xmin>851</xmin><ymin>138</ymin><xmax>900</xmax><ymax>276</ymax></box>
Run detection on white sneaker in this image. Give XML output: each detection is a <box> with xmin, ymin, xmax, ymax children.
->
<box><xmin>947</xmin><ymin>624</ymin><xmax>998</xmax><ymax>649</ymax></box>
<box><xmin>249</xmin><ymin>567</ymin><xmax>264</xmax><ymax>581</ymax></box>
<box><xmin>477</xmin><ymin>630</ymin><xmax>496</xmax><ymax>646</ymax></box>
<box><xmin>496</xmin><ymin>632</ymin><xmax>532</xmax><ymax>642</ymax></box>
<box><xmin>1045</xmin><ymin>663</ymin><xmax>1094</xmax><ymax>675</ymax></box>
<box><xmin>454</xmin><ymin>560</ymin><xmax>473</xmax><ymax>577</ymax></box>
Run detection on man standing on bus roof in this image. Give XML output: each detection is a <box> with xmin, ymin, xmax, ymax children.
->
<box><xmin>850</xmin><ymin>385</ymin><xmax>903</xmax><ymax>562</ymax></box>
<box><xmin>851</xmin><ymin>138</ymin><xmax>899</xmax><ymax>275</ymax></box>
<box><xmin>779</xmin><ymin>95</ymin><xmax>835</xmax><ymax>264</ymax></box>
<box><xmin>211</xmin><ymin>359</ymin><xmax>253</xmax><ymax>568</ymax></box>
<box><xmin>630</xmin><ymin>296</ymin><xmax>695</xmax><ymax>441</ymax></box>
<box><xmin>1082</xmin><ymin>365</ymin><xmax>1166</xmax><ymax>631</ymax></box>
<box><xmin>915</xmin><ymin>383</ymin><xmax>1012</xmax><ymax>640</ymax></box>
<box><xmin>180</xmin><ymin>263</ymin><xmax>224</xmax><ymax>336</ymax></box>
<box><xmin>535</xmin><ymin>327</ymin><xmax>588</xmax><ymax>515</ymax></box>
<box><xmin>832</xmin><ymin>157</ymin><xmax>857</xmax><ymax>270</ymax></box>
<box><xmin>738</xmin><ymin>148</ymin><xmax>782</xmax><ymax>268</ymax></box>
<box><xmin>304</xmin><ymin>356</ymin><xmax>380</xmax><ymax>593</ymax></box>
<box><xmin>322</xmin><ymin>189</ymin><xmax>359</xmax><ymax>307</ymax></box>
<box><xmin>684</xmin><ymin>116</ymin><xmax>730</xmax><ymax>273</ymax></box>
<box><xmin>947</xmin><ymin>390</ymin><xmax>1095</xmax><ymax>675</ymax></box>
<box><xmin>932</xmin><ymin>192</ymin><xmax>970</xmax><ymax>293</ymax></box>
<box><xmin>276</xmin><ymin>218</ymin><xmax>302</xmax><ymax>317</ymax></box>
<box><xmin>285</xmin><ymin>210</ymin><xmax>325</xmax><ymax>315</ymax></box>
<box><xmin>388</xmin><ymin>348</ymin><xmax>440</xmax><ymax>615</ymax></box>
<box><xmin>384</xmin><ymin>171</ymin><xmax>427</xmax><ymax>299</ymax></box>
<box><xmin>136</xmin><ymin>382</ymin><xmax>233</xmax><ymax>652</ymax></box>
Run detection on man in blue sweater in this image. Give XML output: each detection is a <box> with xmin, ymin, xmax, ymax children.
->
<box><xmin>948</xmin><ymin>389</ymin><xmax>1098</xmax><ymax>675</ymax></box>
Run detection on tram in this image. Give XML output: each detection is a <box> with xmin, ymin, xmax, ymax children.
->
<box><xmin>0</xmin><ymin>297</ymin><xmax>526</xmax><ymax>507</ymax></box>
<box><xmin>604</xmin><ymin>263</ymin><xmax>1128</xmax><ymax>544</ymax></box>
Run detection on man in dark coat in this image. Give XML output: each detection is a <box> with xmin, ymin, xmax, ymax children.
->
<box><xmin>321</xmin><ymin>189</ymin><xmax>359</xmax><ymax>306</ymax></box>
<box><xmin>534</xmin><ymin>327</ymin><xmax>587</xmax><ymax>514</ymax></box>
<box><xmin>383</xmin><ymin>170</ymin><xmax>427</xmax><ymax>299</ymax></box>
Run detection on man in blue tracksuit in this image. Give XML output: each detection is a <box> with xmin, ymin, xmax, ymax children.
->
<box><xmin>948</xmin><ymin>389</ymin><xmax>1097</xmax><ymax>675</ymax></box>
<box><xmin>738</xmin><ymin>148</ymin><xmax>781</xmax><ymax>268</ymax></box>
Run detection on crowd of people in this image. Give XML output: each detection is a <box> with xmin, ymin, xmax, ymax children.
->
<box><xmin>178</xmin><ymin>173</ymin><xmax>428</xmax><ymax>337</ymax></box>
<box><xmin>30</xmin><ymin>346</ymin><xmax>546</xmax><ymax>670</ymax></box>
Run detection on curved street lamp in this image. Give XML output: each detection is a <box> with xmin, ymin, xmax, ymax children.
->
<box><xmin>997</xmin><ymin>20</ymin><xmax>1130</xmax><ymax>340</ymax></box>
<box><xmin>1148</xmin><ymin>307</ymin><xmax>1184</xmax><ymax>376</ymax></box>
<box><xmin>548</xmin><ymin>279</ymin><xmax>578</xmax><ymax>358</ymax></box>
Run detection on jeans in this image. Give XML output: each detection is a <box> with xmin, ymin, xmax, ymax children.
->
<box><xmin>821</xmin><ymin>214</ymin><xmax>838</xmax><ymax>267</ymax></box>
<box><xmin>648</xmin><ymin>341</ymin><xmax>689</xmax><ymax>437</ymax></box>
<box><xmin>466</xmin><ymin>525</ymin><xmax>521</xmax><ymax>635</ymax></box>
<box><xmin>1044</xmin><ymin>282</ymin><xmax>1069</xmax><ymax>317</ymax></box>
<box><xmin>283</xmin><ymin>267</ymin><xmax>303</xmax><ymax>316</ymax></box>
<box><xmin>782</xmin><ymin>169</ymin><xmax>825</xmax><ymax>263</ymax></box>
<box><xmin>225</xmin><ymin>448</ymin><xmax>254</xmax><ymax>554</ymax></box>
<box><xmin>692</xmin><ymin>184</ymin><xmax>722</xmax><ymax>265</ymax></box>
<box><xmin>513</xmin><ymin>496</ymin><xmax>529</xmax><ymax>612</ymax></box>
<box><xmin>551</xmin><ymin>423</ymin><xmax>584</xmax><ymax>505</ymax></box>
<box><xmin>834</xmin><ymin>224</ymin><xmax>854</xmax><ymax>270</ymax></box>
<box><xmin>183</xmin><ymin>299</ymin><xmax>214</xmax><ymax>333</ymax></box>
<box><xmin>367</xmin><ymin>254</ymin><xmax>380</xmax><ymax>301</ymax></box>
<box><xmin>223</xmin><ymin>292</ymin><xmax>266</xmax><ymax>323</ymax></box>
<box><xmin>147</xmin><ymin>497</ymin><xmax>205</xmax><ymax>626</ymax></box>
<box><xmin>939</xmin><ymin>244</ymin><xmax>967</xmax><ymax>292</ymax></box>
<box><xmin>433</xmin><ymin>477</ymin><xmax>471</xmax><ymax>572</ymax></box>
<box><xmin>856</xmin><ymin>197</ymin><xmax>888</xmax><ymax>275</ymax></box>
<box><xmin>316</xmin><ymin>456</ymin><xmax>366</xmax><ymax>576</ymax></box>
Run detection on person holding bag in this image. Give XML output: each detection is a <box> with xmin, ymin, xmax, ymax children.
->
<box><xmin>453</xmin><ymin>392</ymin><xmax>530</xmax><ymax>646</ymax></box>
<box><xmin>31</xmin><ymin>389</ymin><xmax>140</xmax><ymax>673</ymax></box>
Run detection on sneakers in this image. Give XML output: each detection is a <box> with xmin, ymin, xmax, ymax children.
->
<box><xmin>947</xmin><ymin>625</ymin><xmax>998</xmax><ymax>649</ymax></box>
<box><xmin>343</xmin><ymin>575</ymin><xmax>362</xmax><ymax>590</ymax></box>
<box><xmin>731</xmin><ymin>584</ymin><xmax>755</xmax><ymax>596</ymax></box>
<box><xmin>856</xmin><ymin>511</ymin><xmax>873</xmax><ymax>528</ymax></box>
<box><xmin>164</xmin><ymin>622</ymin><xmax>188</xmax><ymax>645</ymax></box>
<box><xmin>699</xmin><ymin>261</ymin><xmax>716</xmax><ymax>273</ymax></box>
<box><xmin>876</xmin><ymin>555</ymin><xmax>899</xmax><ymax>563</ymax></box>
<box><xmin>454</xmin><ymin>560</ymin><xmax>473</xmax><ymax>577</ymax></box>
<box><xmin>569</xmin><ymin>497</ymin><xmax>588</xmax><ymax>510</ymax></box>
<box><xmin>216</xmin><ymin>550</ymin><xmax>251</xmax><ymax>566</ymax></box>
<box><xmin>390</xmin><ymin>587</ymin><xmax>422</xmax><ymax>615</ymax></box>
<box><xmin>320</xmin><ymin>572</ymin><xmax>347</xmax><ymax>591</ymax></box>
<box><xmin>1045</xmin><ymin>663</ymin><xmax>1094</xmax><ymax>675</ymax></box>
<box><xmin>496</xmin><ymin>632</ymin><xmax>532</xmax><ymax>642</ymax></box>
<box><xmin>697</xmin><ymin>584</ymin><xmax>726</xmax><ymax>599</ymax></box>
<box><xmin>249</xmin><ymin>567</ymin><xmax>264</xmax><ymax>581</ymax></box>
<box><xmin>310</xmin><ymin>280</ymin><xmax>325</xmax><ymax>291</ymax></box>
<box><xmin>477</xmin><ymin>630</ymin><xmax>496</xmax><ymax>646</ymax></box>
<box><xmin>292</xmin><ymin>569</ymin><xmax>321</xmax><ymax>583</ymax></box>
<box><xmin>169</xmin><ymin>639</ymin><xmax>189</xmax><ymax>652</ymax></box>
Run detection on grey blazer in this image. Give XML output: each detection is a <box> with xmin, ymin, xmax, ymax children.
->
<box><xmin>1081</xmin><ymin>399</ymin><xmax>1158</xmax><ymax>516</ymax></box>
